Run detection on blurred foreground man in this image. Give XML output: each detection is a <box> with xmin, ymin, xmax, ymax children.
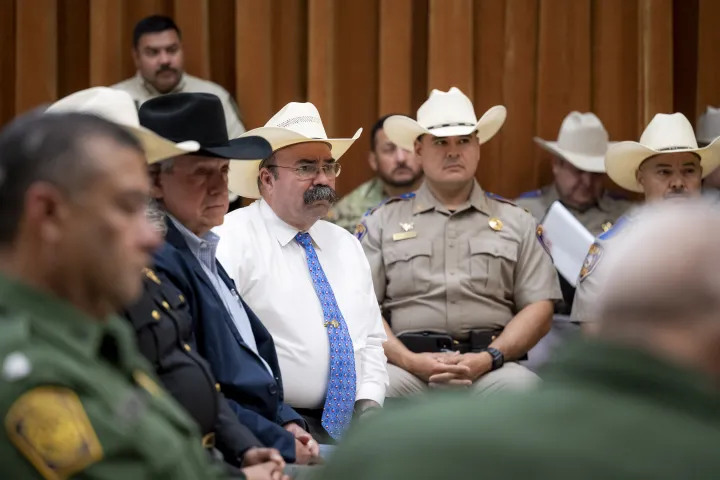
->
<box><xmin>327</xmin><ymin>114</ymin><xmax>423</xmax><ymax>232</ymax></box>
<box><xmin>0</xmin><ymin>111</ymin><xmax>243</xmax><ymax>478</ymax></box>
<box><xmin>572</xmin><ymin>113</ymin><xmax>720</xmax><ymax>328</ymax></box>
<box><xmin>316</xmin><ymin>200</ymin><xmax>720</xmax><ymax>480</ymax></box>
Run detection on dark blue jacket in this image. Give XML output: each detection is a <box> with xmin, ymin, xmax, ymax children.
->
<box><xmin>153</xmin><ymin>220</ymin><xmax>305</xmax><ymax>462</ymax></box>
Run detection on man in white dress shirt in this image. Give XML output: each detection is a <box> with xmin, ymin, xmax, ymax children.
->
<box><xmin>216</xmin><ymin>102</ymin><xmax>389</xmax><ymax>444</ymax></box>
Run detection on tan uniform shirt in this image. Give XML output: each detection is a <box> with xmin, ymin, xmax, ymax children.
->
<box><xmin>570</xmin><ymin>212</ymin><xmax>636</xmax><ymax>323</ymax></box>
<box><xmin>358</xmin><ymin>181</ymin><xmax>562</xmax><ymax>339</ymax></box>
<box><xmin>327</xmin><ymin>178</ymin><xmax>387</xmax><ymax>233</ymax></box>
<box><xmin>112</xmin><ymin>72</ymin><xmax>246</xmax><ymax>138</ymax></box>
<box><xmin>515</xmin><ymin>184</ymin><xmax>634</xmax><ymax>236</ymax></box>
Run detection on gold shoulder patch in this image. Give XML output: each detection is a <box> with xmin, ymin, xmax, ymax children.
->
<box><xmin>5</xmin><ymin>387</ymin><xmax>103</xmax><ymax>480</ymax></box>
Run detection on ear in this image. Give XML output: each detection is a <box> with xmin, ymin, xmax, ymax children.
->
<box><xmin>414</xmin><ymin>139</ymin><xmax>423</xmax><ymax>165</ymax></box>
<box><xmin>635</xmin><ymin>169</ymin><xmax>645</xmax><ymax>189</ymax></box>
<box><xmin>259</xmin><ymin>168</ymin><xmax>275</xmax><ymax>194</ymax></box>
<box><xmin>132</xmin><ymin>48</ymin><xmax>141</xmax><ymax>69</ymax></box>
<box><xmin>551</xmin><ymin>156</ymin><xmax>563</xmax><ymax>175</ymax></box>
<box><xmin>150</xmin><ymin>171</ymin><xmax>164</xmax><ymax>201</ymax></box>
<box><xmin>24</xmin><ymin>183</ymin><xmax>69</xmax><ymax>245</ymax></box>
<box><xmin>367</xmin><ymin>152</ymin><xmax>379</xmax><ymax>173</ymax></box>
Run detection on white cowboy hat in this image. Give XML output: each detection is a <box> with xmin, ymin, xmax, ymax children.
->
<box><xmin>45</xmin><ymin>87</ymin><xmax>199</xmax><ymax>164</ymax></box>
<box><xmin>696</xmin><ymin>106</ymin><xmax>720</xmax><ymax>145</ymax></box>
<box><xmin>534</xmin><ymin>112</ymin><xmax>613</xmax><ymax>173</ymax></box>
<box><xmin>605</xmin><ymin>112</ymin><xmax>720</xmax><ymax>193</ymax></box>
<box><xmin>382</xmin><ymin>87</ymin><xmax>506</xmax><ymax>152</ymax></box>
<box><xmin>227</xmin><ymin>102</ymin><xmax>362</xmax><ymax>199</ymax></box>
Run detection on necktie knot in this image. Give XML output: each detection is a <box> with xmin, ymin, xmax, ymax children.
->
<box><xmin>295</xmin><ymin>232</ymin><xmax>312</xmax><ymax>247</ymax></box>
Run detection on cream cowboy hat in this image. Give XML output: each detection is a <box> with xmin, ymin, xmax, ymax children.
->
<box><xmin>696</xmin><ymin>106</ymin><xmax>720</xmax><ymax>146</ymax></box>
<box><xmin>45</xmin><ymin>87</ymin><xmax>200</xmax><ymax>164</ymax></box>
<box><xmin>605</xmin><ymin>112</ymin><xmax>720</xmax><ymax>192</ymax></box>
<box><xmin>227</xmin><ymin>102</ymin><xmax>362</xmax><ymax>199</ymax></box>
<box><xmin>382</xmin><ymin>87</ymin><xmax>506</xmax><ymax>151</ymax></box>
<box><xmin>534</xmin><ymin>112</ymin><xmax>613</xmax><ymax>173</ymax></box>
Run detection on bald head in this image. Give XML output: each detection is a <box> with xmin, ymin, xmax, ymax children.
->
<box><xmin>598</xmin><ymin>199</ymin><xmax>720</xmax><ymax>330</ymax></box>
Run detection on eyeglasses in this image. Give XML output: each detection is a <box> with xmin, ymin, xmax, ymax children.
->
<box><xmin>266</xmin><ymin>163</ymin><xmax>342</xmax><ymax>180</ymax></box>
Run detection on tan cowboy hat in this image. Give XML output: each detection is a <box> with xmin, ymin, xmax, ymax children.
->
<box><xmin>605</xmin><ymin>112</ymin><xmax>720</xmax><ymax>192</ymax></box>
<box><xmin>696</xmin><ymin>106</ymin><xmax>720</xmax><ymax>146</ymax></box>
<box><xmin>227</xmin><ymin>102</ymin><xmax>362</xmax><ymax>199</ymax></box>
<box><xmin>534</xmin><ymin>112</ymin><xmax>614</xmax><ymax>173</ymax></box>
<box><xmin>382</xmin><ymin>87</ymin><xmax>506</xmax><ymax>151</ymax></box>
<box><xmin>45</xmin><ymin>87</ymin><xmax>200</xmax><ymax>163</ymax></box>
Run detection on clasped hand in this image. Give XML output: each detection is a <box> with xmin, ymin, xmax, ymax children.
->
<box><xmin>410</xmin><ymin>351</ymin><xmax>492</xmax><ymax>387</ymax></box>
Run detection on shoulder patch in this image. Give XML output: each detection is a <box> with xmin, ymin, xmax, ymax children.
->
<box><xmin>579</xmin><ymin>243</ymin><xmax>603</xmax><ymax>282</ymax></box>
<box><xmin>6</xmin><ymin>387</ymin><xmax>103</xmax><ymax>480</ymax></box>
<box><xmin>354</xmin><ymin>220</ymin><xmax>368</xmax><ymax>242</ymax></box>
<box><xmin>598</xmin><ymin>215</ymin><xmax>627</xmax><ymax>241</ymax></box>
<box><xmin>536</xmin><ymin>224</ymin><xmax>552</xmax><ymax>258</ymax></box>
<box><xmin>363</xmin><ymin>192</ymin><xmax>415</xmax><ymax>217</ymax></box>
<box><xmin>518</xmin><ymin>189</ymin><xmax>542</xmax><ymax>199</ymax></box>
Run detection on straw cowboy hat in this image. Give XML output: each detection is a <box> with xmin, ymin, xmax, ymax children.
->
<box><xmin>227</xmin><ymin>102</ymin><xmax>362</xmax><ymax>199</ymax></box>
<box><xmin>605</xmin><ymin>112</ymin><xmax>720</xmax><ymax>192</ymax></box>
<box><xmin>534</xmin><ymin>112</ymin><xmax>613</xmax><ymax>173</ymax></box>
<box><xmin>45</xmin><ymin>87</ymin><xmax>200</xmax><ymax>164</ymax></box>
<box><xmin>382</xmin><ymin>87</ymin><xmax>506</xmax><ymax>152</ymax></box>
<box><xmin>696</xmin><ymin>106</ymin><xmax>720</xmax><ymax>146</ymax></box>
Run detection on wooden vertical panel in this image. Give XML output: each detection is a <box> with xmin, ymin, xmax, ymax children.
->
<box><xmin>500</xmin><ymin>0</ymin><xmax>539</xmax><ymax>197</ymax></box>
<box><xmin>410</xmin><ymin>0</ymin><xmax>429</xmax><ymax>113</ymax></box>
<box><xmin>592</xmin><ymin>0</ymin><xmax>639</xmax><ymax>142</ymax></box>
<box><xmin>0</xmin><ymin>0</ymin><xmax>16</xmax><ymax>126</ymax></box>
<box><xmin>173</xmin><ymin>0</ymin><xmax>210</xmax><ymax>79</ymax></box>
<box><xmin>427</xmin><ymin>0</ymin><xmax>474</xmax><ymax>97</ymax></box>
<box><xmin>208</xmin><ymin>0</ymin><xmax>236</xmax><ymax>96</ymax></box>
<box><xmin>696</xmin><ymin>0</ymin><xmax>720</xmax><ymax>117</ymax></box>
<box><xmin>15</xmin><ymin>0</ymin><xmax>58</xmax><ymax>113</ymax></box>
<box><xmin>307</xmin><ymin>0</ymin><xmax>336</xmax><ymax>132</ymax></box>
<box><xmin>672</xmin><ymin>0</ymin><xmax>698</xmax><ymax>124</ymax></box>
<box><xmin>378</xmin><ymin>0</ymin><xmax>413</xmax><ymax>115</ymax></box>
<box><xmin>57</xmin><ymin>0</ymin><xmax>90</xmax><ymax>97</ymax></box>
<box><xmin>89</xmin><ymin>0</ymin><xmax>124</xmax><ymax>86</ymax></box>
<box><xmin>534</xmin><ymin>0</ymin><xmax>591</xmax><ymax>187</ymax></box>
<box><xmin>332</xmin><ymin>0</ymin><xmax>380</xmax><ymax>195</ymax></box>
<box><xmin>271</xmin><ymin>0</ymin><xmax>307</xmax><ymax>112</ymax></box>
<box><xmin>122</xmin><ymin>0</ymin><xmax>175</xmax><ymax>79</ymax></box>
<box><xmin>235</xmin><ymin>0</ymin><xmax>273</xmax><ymax>129</ymax></box>
<box><xmin>637</xmin><ymin>0</ymin><xmax>673</xmax><ymax>128</ymax></box>
<box><xmin>473</xmin><ymin>0</ymin><xmax>506</xmax><ymax>193</ymax></box>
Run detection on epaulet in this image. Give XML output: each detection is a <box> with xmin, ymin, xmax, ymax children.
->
<box><xmin>598</xmin><ymin>215</ymin><xmax>627</xmax><ymax>240</ymax></box>
<box><xmin>517</xmin><ymin>189</ymin><xmax>542</xmax><ymax>199</ymax></box>
<box><xmin>363</xmin><ymin>192</ymin><xmax>415</xmax><ymax>217</ymax></box>
<box><xmin>486</xmin><ymin>192</ymin><xmax>525</xmax><ymax>209</ymax></box>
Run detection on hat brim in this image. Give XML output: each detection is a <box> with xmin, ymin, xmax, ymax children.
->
<box><xmin>605</xmin><ymin>137</ymin><xmax>720</xmax><ymax>192</ymax></box>
<box><xmin>123</xmin><ymin>125</ymin><xmax>199</xmax><ymax>164</ymax></box>
<box><xmin>534</xmin><ymin>138</ymin><xmax>616</xmax><ymax>173</ymax></box>
<box><xmin>383</xmin><ymin>105</ymin><xmax>507</xmax><ymax>152</ymax></box>
<box><xmin>227</xmin><ymin>127</ymin><xmax>362</xmax><ymax>199</ymax></box>
<box><xmin>194</xmin><ymin>136</ymin><xmax>274</xmax><ymax>160</ymax></box>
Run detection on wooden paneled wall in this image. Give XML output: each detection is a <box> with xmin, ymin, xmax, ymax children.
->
<box><xmin>0</xmin><ymin>0</ymin><xmax>716</xmax><ymax>198</ymax></box>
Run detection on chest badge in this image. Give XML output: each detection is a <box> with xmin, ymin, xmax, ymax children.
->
<box><xmin>399</xmin><ymin>222</ymin><xmax>414</xmax><ymax>232</ymax></box>
<box><xmin>601</xmin><ymin>221</ymin><xmax>613</xmax><ymax>233</ymax></box>
<box><xmin>393</xmin><ymin>221</ymin><xmax>418</xmax><ymax>241</ymax></box>
<box><xmin>488</xmin><ymin>217</ymin><xmax>503</xmax><ymax>232</ymax></box>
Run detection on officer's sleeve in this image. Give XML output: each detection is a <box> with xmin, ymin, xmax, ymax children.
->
<box><xmin>215</xmin><ymin>393</ymin><xmax>264</xmax><ymax>466</ymax></box>
<box><xmin>356</xmin><ymin>212</ymin><xmax>387</xmax><ymax>305</ymax></box>
<box><xmin>513</xmin><ymin>213</ymin><xmax>563</xmax><ymax>310</ymax></box>
<box><xmin>570</xmin><ymin>242</ymin><xmax>605</xmax><ymax>323</ymax></box>
<box><xmin>225</xmin><ymin>398</ymin><xmax>298</xmax><ymax>463</ymax></box>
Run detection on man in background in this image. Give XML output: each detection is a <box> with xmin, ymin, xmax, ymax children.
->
<box><xmin>327</xmin><ymin>114</ymin><xmax>423</xmax><ymax>232</ymax></box>
<box><xmin>314</xmin><ymin>199</ymin><xmax>720</xmax><ymax>480</ymax></box>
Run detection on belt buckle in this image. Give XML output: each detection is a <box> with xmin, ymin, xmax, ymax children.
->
<box><xmin>202</xmin><ymin>432</ymin><xmax>216</xmax><ymax>449</ymax></box>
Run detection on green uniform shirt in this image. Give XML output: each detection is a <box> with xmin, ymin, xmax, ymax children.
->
<box><xmin>327</xmin><ymin>178</ymin><xmax>387</xmax><ymax>233</ymax></box>
<box><xmin>314</xmin><ymin>340</ymin><xmax>720</xmax><ymax>480</ymax></box>
<box><xmin>0</xmin><ymin>273</ymin><xmax>236</xmax><ymax>480</ymax></box>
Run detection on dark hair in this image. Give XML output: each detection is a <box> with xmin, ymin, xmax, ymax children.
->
<box><xmin>133</xmin><ymin>15</ymin><xmax>181</xmax><ymax>49</ymax></box>
<box><xmin>0</xmin><ymin>111</ymin><xmax>143</xmax><ymax>244</ymax></box>
<box><xmin>371</xmin><ymin>114</ymin><xmax>404</xmax><ymax>152</ymax></box>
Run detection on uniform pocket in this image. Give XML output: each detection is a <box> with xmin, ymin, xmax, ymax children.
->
<box><xmin>384</xmin><ymin>239</ymin><xmax>433</xmax><ymax>298</ymax></box>
<box><xmin>469</xmin><ymin>238</ymin><xmax>518</xmax><ymax>298</ymax></box>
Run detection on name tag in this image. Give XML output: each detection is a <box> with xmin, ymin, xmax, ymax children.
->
<box><xmin>392</xmin><ymin>231</ymin><xmax>418</xmax><ymax>241</ymax></box>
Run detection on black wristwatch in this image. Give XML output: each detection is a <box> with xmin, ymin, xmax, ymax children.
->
<box><xmin>481</xmin><ymin>347</ymin><xmax>504</xmax><ymax>371</ymax></box>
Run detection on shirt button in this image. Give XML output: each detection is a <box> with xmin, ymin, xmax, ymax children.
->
<box><xmin>267</xmin><ymin>384</ymin><xmax>278</xmax><ymax>395</ymax></box>
<box><xmin>151</xmin><ymin>310</ymin><xmax>161</xmax><ymax>321</ymax></box>
<box><xmin>183</xmin><ymin>344</ymin><xmax>191</xmax><ymax>352</ymax></box>
<box><xmin>161</xmin><ymin>301</ymin><xmax>170</xmax><ymax>310</ymax></box>
<box><xmin>448</xmin><ymin>242</ymin><xmax>455</xmax><ymax>247</ymax></box>
<box><xmin>215</xmin><ymin>383</ymin><xmax>221</xmax><ymax>392</ymax></box>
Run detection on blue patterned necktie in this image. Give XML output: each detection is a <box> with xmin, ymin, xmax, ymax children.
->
<box><xmin>295</xmin><ymin>232</ymin><xmax>356</xmax><ymax>439</ymax></box>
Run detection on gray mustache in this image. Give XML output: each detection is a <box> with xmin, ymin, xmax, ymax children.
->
<box><xmin>304</xmin><ymin>185</ymin><xmax>338</xmax><ymax>205</ymax></box>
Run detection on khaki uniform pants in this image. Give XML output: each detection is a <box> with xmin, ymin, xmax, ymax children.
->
<box><xmin>387</xmin><ymin>362</ymin><xmax>539</xmax><ymax>397</ymax></box>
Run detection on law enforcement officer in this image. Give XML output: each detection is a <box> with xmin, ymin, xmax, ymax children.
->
<box><xmin>358</xmin><ymin>87</ymin><xmax>562</xmax><ymax>397</ymax></box>
<box><xmin>572</xmin><ymin>112</ymin><xmax>720</xmax><ymax>331</ymax></box>
<box><xmin>515</xmin><ymin>112</ymin><xmax>633</xmax><ymax>236</ymax></box>
<box><xmin>313</xmin><ymin>200</ymin><xmax>720</xmax><ymax>480</ymax></box>
<box><xmin>113</xmin><ymin>16</ymin><xmax>245</xmax><ymax>139</ymax></box>
<box><xmin>327</xmin><ymin>114</ymin><xmax>423</xmax><ymax>232</ymax></box>
<box><xmin>0</xmin><ymin>111</ymin><xmax>241</xmax><ymax>478</ymax></box>
<box><xmin>697</xmin><ymin>106</ymin><xmax>720</xmax><ymax>199</ymax></box>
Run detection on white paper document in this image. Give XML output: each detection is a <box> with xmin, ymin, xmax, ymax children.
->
<box><xmin>540</xmin><ymin>201</ymin><xmax>595</xmax><ymax>287</ymax></box>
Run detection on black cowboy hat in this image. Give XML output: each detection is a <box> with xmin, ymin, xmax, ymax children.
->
<box><xmin>138</xmin><ymin>92</ymin><xmax>272</xmax><ymax>160</ymax></box>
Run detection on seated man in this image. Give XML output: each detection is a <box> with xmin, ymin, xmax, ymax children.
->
<box><xmin>572</xmin><ymin>112</ymin><xmax>720</xmax><ymax>331</ymax></box>
<box><xmin>359</xmin><ymin>87</ymin><xmax>562</xmax><ymax>397</ymax></box>
<box><xmin>217</xmin><ymin>102</ymin><xmax>388</xmax><ymax>443</ymax></box>
<box><xmin>138</xmin><ymin>92</ymin><xmax>320</xmax><ymax>465</ymax></box>
<box><xmin>326</xmin><ymin>114</ymin><xmax>423</xmax><ymax>232</ymax></box>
